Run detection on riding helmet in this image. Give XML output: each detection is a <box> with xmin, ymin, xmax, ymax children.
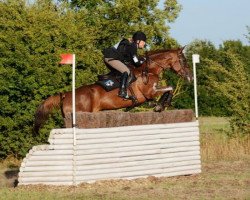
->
<box><xmin>132</xmin><ymin>31</ymin><xmax>147</xmax><ymax>42</ymax></box>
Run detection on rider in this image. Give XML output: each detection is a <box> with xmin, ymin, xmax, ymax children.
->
<box><xmin>102</xmin><ymin>31</ymin><xmax>147</xmax><ymax>99</ymax></box>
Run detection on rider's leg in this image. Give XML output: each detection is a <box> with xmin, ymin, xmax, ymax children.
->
<box><xmin>118</xmin><ymin>71</ymin><xmax>129</xmax><ymax>98</ymax></box>
<box><xmin>104</xmin><ymin>58</ymin><xmax>130</xmax><ymax>99</ymax></box>
<box><xmin>104</xmin><ymin>58</ymin><xmax>130</xmax><ymax>74</ymax></box>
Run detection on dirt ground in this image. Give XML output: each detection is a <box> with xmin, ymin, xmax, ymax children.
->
<box><xmin>1</xmin><ymin>159</ymin><xmax>249</xmax><ymax>200</ymax></box>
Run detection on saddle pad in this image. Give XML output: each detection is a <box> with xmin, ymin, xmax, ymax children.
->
<box><xmin>96</xmin><ymin>77</ymin><xmax>120</xmax><ymax>92</ymax></box>
<box><xmin>96</xmin><ymin>73</ymin><xmax>137</xmax><ymax>92</ymax></box>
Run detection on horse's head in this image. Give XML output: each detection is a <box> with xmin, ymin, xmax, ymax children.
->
<box><xmin>169</xmin><ymin>47</ymin><xmax>193</xmax><ymax>82</ymax></box>
<box><xmin>147</xmin><ymin>47</ymin><xmax>193</xmax><ymax>82</ymax></box>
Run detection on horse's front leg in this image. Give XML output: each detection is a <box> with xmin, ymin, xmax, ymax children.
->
<box><xmin>153</xmin><ymin>87</ymin><xmax>174</xmax><ymax>112</ymax></box>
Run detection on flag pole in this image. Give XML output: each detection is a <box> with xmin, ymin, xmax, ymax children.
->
<box><xmin>72</xmin><ymin>54</ymin><xmax>77</xmax><ymax>186</ymax></box>
<box><xmin>192</xmin><ymin>54</ymin><xmax>200</xmax><ymax>120</ymax></box>
<box><xmin>72</xmin><ymin>54</ymin><xmax>76</xmax><ymax>146</ymax></box>
<box><xmin>59</xmin><ymin>53</ymin><xmax>77</xmax><ymax>185</ymax></box>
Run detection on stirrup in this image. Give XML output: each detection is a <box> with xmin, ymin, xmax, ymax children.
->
<box><xmin>118</xmin><ymin>91</ymin><xmax>130</xmax><ymax>99</ymax></box>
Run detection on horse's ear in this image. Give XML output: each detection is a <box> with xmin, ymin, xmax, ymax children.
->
<box><xmin>180</xmin><ymin>46</ymin><xmax>186</xmax><ymax>52</ymax></box>
<box><xmin>178</xmin><ymin>46</ymin><xmax>186</xmax><ymax>54</ymax></box>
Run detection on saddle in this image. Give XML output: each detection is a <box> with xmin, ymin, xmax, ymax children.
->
<box><xmin>96</xmin><ymin>71</ymin><xmax>137</xmax><ymax>92</ymax></box>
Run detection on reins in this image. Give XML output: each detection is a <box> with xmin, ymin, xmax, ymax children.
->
<box><xmin>148</xmin><ymin>53</ymin><xmax>187</xmax><ymax>76</ymax></box>
<box><xmin>141</xmin><ymin>54</ymin><xmax>171</xmax><ymax>85</ymax></box>
<box><xmin>141</xmin><ymin>52</ymin><xmax>168</xmax><ymax>85</ymax></box>
<box><xmin>141</xmin><ymin>52</ymin><xmax>149</xmax><ymax>84</ymax></box>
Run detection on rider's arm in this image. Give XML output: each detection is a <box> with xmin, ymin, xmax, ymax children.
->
<box><xmin>132</xmin><ymin>55</ymin><xmax>146</xmax><ymax>67</ymax></box>
<box><xmin>129</xmin><ymin>44</ymin><xmax>146</xmax><ymax>67</ymax></box>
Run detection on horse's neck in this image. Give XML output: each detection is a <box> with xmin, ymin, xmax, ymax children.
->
<box><xmin>148</xmin><ymin>53</ymin><xmax>174</xmax><ymax>75</ymax></box>
<box><xmin>147</xmin><ymin>60</ymin><xmax>164</xmax><ymax>75</ymax></box>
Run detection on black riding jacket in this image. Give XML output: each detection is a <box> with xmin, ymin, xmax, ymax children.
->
<box><xmin>103</xmin><ymin>39</ymin><xmax>144</xmax><ymax>67</ymax></box>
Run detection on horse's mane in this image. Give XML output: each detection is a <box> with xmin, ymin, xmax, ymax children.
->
<box><xmin>146</xmin><ymin>48</ymin><xmax>180</xmax><ymax>56</ymax></box>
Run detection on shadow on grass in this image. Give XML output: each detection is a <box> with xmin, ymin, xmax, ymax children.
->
<box><xmin>4</xmin><ymin>169</ymin><xmax>19</xmax><ymax>187</ymax></box>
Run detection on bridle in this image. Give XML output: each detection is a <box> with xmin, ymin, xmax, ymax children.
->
<box><xmin>141</xmin><ymin>51</ymin><xmax>189</xmax><ymax>84</ymax></box>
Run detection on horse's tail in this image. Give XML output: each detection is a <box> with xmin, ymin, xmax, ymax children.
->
<box><xmin>33</xmin><ymin>94</ymin><xmax>61</xmax><ymax>135</ymax></box>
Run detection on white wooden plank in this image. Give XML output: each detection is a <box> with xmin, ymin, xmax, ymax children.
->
<box><xmin>120</xmin><ymin>164</ymin><xmax>201</xmax><ymax>178</ymax></box>
<box><xmin>76</xmin><ymin>156</ymin><xmax>201</xmax><ymax>171</ymax></box>
<box><xmin>75</xmin><ymin>150</ymin><xmax>200</xmax><ymax>161</ymax></box>
<box><xmin>161</xmin><ymin>146</ymin><xmax>200</xmax><ymax>153</ymax></box>
<box><xmin>75</xmin><ymin>168</ymin><xmax>202</xmax><ymax>183</ymax></box>
<box><xmin>20</xmin><ymin>176</ymin><xmax>73</xmax><ymax>182</ymax></box>
<box><xmin>49</xmin><ymin>126</ymin><xmax>198</xmax><ymax>140</ymax></box>
<box><xmin>50</xmin><ymin>145</ymin><xmax>73</xmax><ymax>150</ymax></box>
<box><xmin>75</xmin><ymin>163</ymin><xmax>201</xmax><ymax>182</ymax></box>
<box><xmin>50</xmin><ymin>132</ymin><xmax>199</xmax><ymax>145</ymax></box>
<box><xmin>76</xmin><ymin>145</ymin><xmax>200</xmax><ymax>156</ymax></box>
<box><xmin>22</xmin><ymin>160</ymin><xmax>72</xmax><ymax>167</ymax></box>
<box><xmin>27</xmin><ymin>155</ymin><xmax>73</xmax><ymax>161</ymax></box>
<box><xmin>75</xmin><ymin>127</ymin><xmax>199</xmax><ymax>140</ymax></box>
<box><xmin>75</xmin><ymin>154</ymin><xmax>200</xmax><ymax>167</ymax></box>
<box><xmin>75</xmin><ymin>138</ymin><xmax>199</xmax><ymax>150</ymax></box>
<box><xmin>50</xmin><ymin>121</ymin><xmax>198</xmax><ymax>136</ymax></box>
<box><xmin>76</xmin><ymin>141</ymin><xmax>200</xmax><ymax>154</ymax></box>
<box><xmin>76</xmin><ymin>169</ymin><xmax>161</xmax><ymax>182</ymax></box>
<box><xmin>20</xmin><ymin>165</ymin><xmax>72</xmax><ymax>172</ymax></box>
<box><xmin>76</xmin><ymin>159</ymin><xmax>201</xmax><ymax>175</ymax></box>
<box><xmin>18</xmin><ymin>181</ymin><xmax>73</xmax><ymax>186</ymax></box>
<box><xmin>19</xmin><ymin>171</ymin><xmax>73</xmax><ymax>177</ymax></box>
<box><xmin>80</xmin><ymin>141</ymin><xmax>199</xmax><ymax>151</ymax></box>
<box><xmin>31</xmin><ymin>150</ymin><xmax>74</xmax><ymax>156</ymax></box>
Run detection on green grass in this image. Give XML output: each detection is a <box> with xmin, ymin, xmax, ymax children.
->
<box><xmin>0</xmin><ymin>117</ymin><xmax>249</xmax><ymax>200</ymax></box>
<box><xmin>199</xmin><ymin>116</ymin><xmax>231</xmax><ymax>134</ymax></box>
<box><xmin>199</xmin><ymin>117</ymin><xmax>249</xmax><ymax>162</ymax></box>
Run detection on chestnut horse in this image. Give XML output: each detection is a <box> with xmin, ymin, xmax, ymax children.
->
<box><xmin>34</xmin><ymin>47</ymin><xmax>192</xmax><ymax>133</ymax></box>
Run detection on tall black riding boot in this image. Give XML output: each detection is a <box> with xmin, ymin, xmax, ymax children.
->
<box><xmin>118</xmin><ymin>72</ymin><xmax>129</xmax><ymax>99</ymax></box>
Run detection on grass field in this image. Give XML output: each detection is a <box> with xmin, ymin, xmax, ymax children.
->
<box><xmin>0</xmin><ymin>117</ymin><xmax>249</xmax><ymax>200</ymax></box>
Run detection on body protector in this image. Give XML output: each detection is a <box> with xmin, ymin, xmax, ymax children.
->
<box><xmin>103</xmin><ymin>38</ymin><xmax>145</xmax><ymax>67</ymax></box>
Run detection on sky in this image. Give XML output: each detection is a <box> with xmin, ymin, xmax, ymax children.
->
<box><xmin>161</xmin><ymin>0</ymin><xmax>250</xmax><ymax>47</ymax></box>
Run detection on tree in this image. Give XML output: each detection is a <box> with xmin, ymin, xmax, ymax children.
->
<box><xmin>219</xmin><ymin>40</ymin><xmax>250</xmax><ymax>77</ymax></box>
<box><xmin>0</xmin><ymin>0</ymin><xmax>183</xmax><ymax>158</ymax></box>
<box><xmin>58</xmin><ymin>0</ymin><xmax>182</xmax><ymax>49</ymax></box>
<box><xmin>246</xmin><ymin>26</ymin><xmax>250</xmax><ymax>43</ymax></box>
<box><xmin>0</xmin><ymin>0</ymin><xmax>101</xmax><ymax>158</ymax></box>
<box><xmin>175</xmin><ymin>40</ymin><xmax>231</xmax><ymax>116</ymax></box>
<box><xmin>207</xmin><ymin>52</ymin><xmax>250</xmax><ymax>136</ymax></box>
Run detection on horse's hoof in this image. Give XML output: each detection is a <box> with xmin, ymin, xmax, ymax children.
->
<box><xmin>154</xmin><ymin>105</ymin><xmax>164</xmax><ymax>112</ymax></box>
<box><xmin>148</xmin><ymin>102</ymin><xmax>157</xmax><ymax>107</ymax></box>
